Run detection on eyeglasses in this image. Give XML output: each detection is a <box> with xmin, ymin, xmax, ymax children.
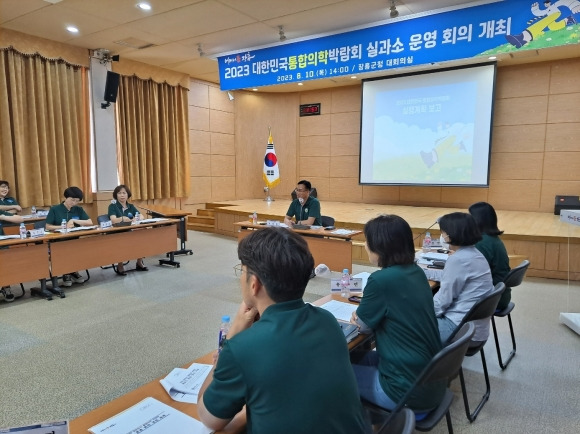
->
<box><xmin>294</xmin><ymin>188</ymin><xmax>307</xmax><ymax>193</ymax></box>
<box><xmin>234</xmin><ymin>263</ymin><xmax>255</xmax><ymax>277</ymax></box>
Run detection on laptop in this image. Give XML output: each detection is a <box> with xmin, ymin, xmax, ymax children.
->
<box><xmin>337</xmin><ymin>319</ymin><xmax>359</xmax><ymax>343</ymax></box>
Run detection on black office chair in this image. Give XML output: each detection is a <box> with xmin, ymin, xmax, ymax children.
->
<box><xmin>290</xmin><ymin>187</ymin><xmax>317</xmax><ymax>200</ymax></box>
<box><xmin>445</xmin><ymin>282</ymin><xmax>506</xmax><ymax>422</ymax></box>
<box><xmin>377</xmin><ymin>407</ymin><xmax>415</xmax><ymax>434</ymax></box>
<box><xmin>491</xmin><ymin>260</ymin><xmax>530</xmax><ymax>370</ymax></box>
<box><xmin>321</xmin><ymin>215</ymin><xmax>335</xmax><ymax>227</ymax></box>
<box><xmin>365</xmin><ymin>322</ymin><xmax>475</xmax><ymax>434</ymax></box>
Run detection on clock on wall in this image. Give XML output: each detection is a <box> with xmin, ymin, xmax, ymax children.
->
<box><xmin>299</xmin><ymin>103</ymin><xmax>321</xmax><ymax>117</ymax></box>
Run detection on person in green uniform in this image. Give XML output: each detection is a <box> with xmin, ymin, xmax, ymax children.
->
<box><xmin>0</xmin><ymin>180</ymin><xmax>25</xmax><ymax>301</ymax></box>
<box><xmin>46</xmin><ymin>186</ymin><xmax>94</xmax><ymax>288</ymax></box>
<box><xmin>107</xmin><ymin>184</ymin><xmax>148</xmax><ymax>275</ymax></box>
<box><xmin>0</xmin><ymin>180</ymin><xmax>22</xmax><ymax>214</ymax></box>
<box><xmin>284</xmin><ymin>180</ymin><xmax>321</xmax><ymax>227</ymax></box>
<box><xmin>198</xmin><ymin>227</ymin><xmax>370</xmax><ymax>434</ymax></box>
<box><xmin>351</xmin><ymin>215</ymin><xmax>445</xmax><ymax>416</ymax></box>
<box><xmin>469</xmin><ymin>201</ymin><xmax>511</xmax><ymax>310</ymax></box>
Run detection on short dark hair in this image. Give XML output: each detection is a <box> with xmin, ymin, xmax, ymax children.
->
<box><xmin>364</xmin><ymin>214</ymin><xmax>415</xmax><ymax>267</ymax></box>
<box><xmin>468</xmin><ymin>202</ymin><xmax>503</xmax><ymax>236</ymax></box>
<box><xmin>297</xmin><ymin>180</ymin><xmax>311</xmax><ymax>191</ymax></box>
<box><xmin>0</xmin><ymin>180</ymin><xmax>9</xmax><ymax>188</ymax></box>
<box><xmin>63</xmin><ymin>186</ymin><xmax>84</xmax><ymax>200</ymax></box>
<box><xmin>113</xmin><ymin>184</ymin><xmax>132</xmax><ymax>200</ymax></box>
<box><xmin>438</xmin><ymin>212</ymin><xmax>482</xmax><ymax>246</ymax></box>
<box><xmin>238</xmin><ymin>227</ymin><xmax>314</xmax><ymax>303</ymax></box>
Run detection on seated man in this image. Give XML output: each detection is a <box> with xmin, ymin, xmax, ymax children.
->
<box><xmin>45</xmin><ymin>186</ymin><xmax>94</xmax><ymax>289</ymax></box>
<box><xmin>0</xmin><ymin>180</ymin><xmax>24</xmax><ymax>300</ymax></box>
<box><xmin>284</xmin><ymin>179</ymin><xmax>321</xmax><ymax>227</ymax></box>
<box><xmin>0</xmin><ymin>180</ymin><xmax>22</xmax><ymax>214</ymax></box>
<box><xmin>198</xmin><ymin>228</ymin><xmax>370</xmax><ymax>433</ymax></box>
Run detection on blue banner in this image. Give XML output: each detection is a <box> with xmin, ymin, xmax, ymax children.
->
<box><xmin>217</xmin><ymin>0</ymin><xmax>580</xmax><ymax>90</ymax></box>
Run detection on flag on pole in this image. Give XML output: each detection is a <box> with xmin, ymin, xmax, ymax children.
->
<box><xmin>263</xmin><ymin>128</ymin><xmax>280</xmax><ymax>189</ymax></box>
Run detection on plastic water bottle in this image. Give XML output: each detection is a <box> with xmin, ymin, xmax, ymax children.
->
<box><xmin>19</xmin><ymin>223</ymin><xmax>27</xmax><ymax>239</ymax></box>
<box><xmin>133</xmin><ymin>212</ymin><xmax>140</xmax><ymax>225</ymax></box>
<box><xmin>340</xmin><ymin>268</ymin><xmax>350</xmax><ymax>298</ymax></box>
<box><xmin>422</xmin><ymin>231</ymin><xmax>432</xmax><ymax>252</ymax></box>
<box><xmin>61</xmin><ymin>218</ymin><xmax>67</xmax><ymax>233</ymax></box>
<box><xmin>218</xmin><ymin>315</ymin><xmax>230</xmax><ymax>352</ymax></box>
<box><xmin>31</xmin><ymin>206</ymin><xmax>36</xmax><ymax>216</ymax></box>
<box><xmin>252</xmin><ymin>211</ymin><xmax>258</xmax><ymax>225</ymax></box>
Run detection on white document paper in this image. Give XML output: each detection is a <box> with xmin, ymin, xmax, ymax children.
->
<box><xmin>319</xmin><ymin>300</ymin><xmax>358</xmax><ymax>322</ymax></box>
<box><xmin>0</xmin><ymin>235</ymin><xmax>21</xmax><ymax>240</ymax></box>
<box><xmin>88</xmin><ymin>397</ymin><xmax>212</xmax><ymax>434</ymax></box>
<box><xmin>330</xmin><ymin>229</ymin><xmax>356</xmax><ymax>235</ymax></box>
<box><xmin>55</xmin><ymin>225</ymin><xmax>98</xmax><ymax>233</ymax></box>
<box><xmin>138</xmin><ymin>218</ymin><xmax>167</xmax><ymax>224</ymax></box>
<box><xmin>160</xmin><ymin>363</ymin><xmax>212</xmax><ymax>403</ymax></box>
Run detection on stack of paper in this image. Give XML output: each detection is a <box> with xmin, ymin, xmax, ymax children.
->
<box><xmin>88</xmin><ymin>397</ymin><xmax>212</xmax><ymax>434</ymax></box>
<box><xmin>160</xmin><ymin>363</ymin><xmax>212</xmax><ymax>403</ymax></box>
<box><xmin>319</xmin><ymin>299</ymin><xmax>358</xmax><ymax>322</ymax></box>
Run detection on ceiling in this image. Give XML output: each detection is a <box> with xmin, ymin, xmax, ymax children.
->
<box><xmin>2</xmin><ymin>0</ymin><xmax>579</xmax><ymax>92</ymax></box>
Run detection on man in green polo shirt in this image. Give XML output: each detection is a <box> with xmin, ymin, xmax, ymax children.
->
<box><xmin>46</xmin><ymin>186</ymin><xmax>94</xmax><ymax>291</ymax></box>
<box><xmin>284</xmin><ymin>179</ymin><xmax>321</xmax><ymax>227</ymax></box>
<box><xmin>198</xmin><ymin>228</ymin><xmax>370</xmax><ymax>434</ymax></box>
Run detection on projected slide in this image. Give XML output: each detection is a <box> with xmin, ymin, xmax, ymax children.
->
<box><xmin>360</xmin><ymin>63</ymin><xmax>496</xmax><ymax>187</ymax></box>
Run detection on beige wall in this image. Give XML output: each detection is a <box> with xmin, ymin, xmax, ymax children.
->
<box><xmin>186</xmin><ymin>57</ymin><xmax>580</xmax><ymax>213</ymax></box>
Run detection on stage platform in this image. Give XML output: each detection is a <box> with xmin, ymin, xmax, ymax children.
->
<box><xmin>209</xmin><ymin>200</ymin><xmax>580</xmax><ymax>281</ymax></box>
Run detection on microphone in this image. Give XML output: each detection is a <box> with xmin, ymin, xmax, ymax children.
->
<box><xmin>413</xmin><ymin>219</ymin><xmax>440</xmax><ymax>241</ymax></box>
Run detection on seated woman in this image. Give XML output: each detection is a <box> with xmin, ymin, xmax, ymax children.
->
<box><xmin>350</xmin><ymin>215</ymin><xmax>445</xmax><ymax>415</ymax></box>
<box><xmin>469</xmin><ymin>201</ymin><xmax>511</xmax><ymax>311</ymax></box>
<box><xmin>435</xmin><ymin>212</ymin><xmax>493</xmax><ymax>344</ymax></box>
<box><xmin>108</xmin><ymin>184</ymin><xmax>148</xmax><ymax>275</ymax></box>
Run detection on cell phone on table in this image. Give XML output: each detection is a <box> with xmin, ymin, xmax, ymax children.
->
<box><xmin>348</xmin><ymin>295</ymin><xmax>362</xmax><ymax>303</ymax></box>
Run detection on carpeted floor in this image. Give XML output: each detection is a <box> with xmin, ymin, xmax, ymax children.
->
<box><xmin>1</xmin><ymin>231</ymin><xmax>579</xmax><ymax>433</ymax></box>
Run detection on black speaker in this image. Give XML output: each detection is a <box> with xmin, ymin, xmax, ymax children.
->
<box><xmin>104</xmin><ymin>71</ymin><xmax>120</xmax><ymax>103</ymax></box>
<box><xmin>554</xmin><ymin>195</ymin><xmax>580</xmax><ymax>215</ymax></box>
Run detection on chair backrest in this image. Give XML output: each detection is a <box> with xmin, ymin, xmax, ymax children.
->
<box><xmin>290</xmin><ymin>187</ymin><xmax>317</xmax><ymax>200</ymax></box>
<box><xmin>34</xmin><ymin>220</ymin><xmax>46</xmax><ymax>230</ymax></box>
<box><xmin>97</xmin><ymin>214</ymin><xmax>111</xmax><ymax>224</ymax></box>
<box><xmin>446</xmin><ymin>282</ymin><xmax>505</xmax><ymax>344</ymax></box>
<box><xmin>503</xmin><ymin>260</ymin><xmax>530</xmax><ymax>288</ymax></box>
<box><xmin>377</xmin><ymin>323</ymin><xmax>475</xmax><ymax>430</ymax></box>
<box><xmin>378</xmin><ymin>407</ymin><xmax>415</xmax><ymax>434</ymax></box>
<box><xmin>321</xmin><ymin>215</ymin><xmax>335</xmax><ymax>227</ymax></box>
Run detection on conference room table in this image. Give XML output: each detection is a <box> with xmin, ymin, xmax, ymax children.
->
<box><xmin>0</xmin><ymin>219</ymin><xmax>179</xmax><ymax>290</ymax></box>
<box><xmin>139</xmin><ymin>204</ymin><xmax>193</xmax><ymax>265</ymax></box>
<box><xmin>234</xmin><ymin>221</ymin><xmax>362</xmax><ymax>272</ymax></box>
<box><xmin>69</xmin><ymin>294</ymin><xmax>369</xmax><ymax>434</ymax></box>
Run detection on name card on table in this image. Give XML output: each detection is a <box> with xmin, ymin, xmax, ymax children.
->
<box><xmin>100</xmin><ymin>220</ymin><xmax>113</xmax><ymax>229</ymax></box>
<box><xmin>266</xmin><ymin>220</ymin><xmax>281</xmax><ymax>227</ymax></box>
<box><xmin>28</xmin><ymin>228</ymin><xmax>45</xmax><ymax>239</ymax></box>
<box><xmin>560</xmin><ymin>209</ymin><xmax>580</xmax><ymax>227</ymax></box>
<box><xmin>330</xmin><ymin>277</ymin><xmax>364</xmax><ymax>293</ymax></box>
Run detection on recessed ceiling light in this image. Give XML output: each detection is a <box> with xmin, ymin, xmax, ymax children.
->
<box><xmin>351</xmin><ymin>75</ymin><xmax>357</xmax><ymax>79</ymax></box>
<box><xmin>252</xmin><ymin>88</ymin><xmax>258</xmax><ymax>91</ymax></box>
<box><xmin>66</xmin><ymin>26</ymin><xmax>79</xmax><ymax>33</ymax></box>
<box><xmin>297</xmin><ymin>82</ymin><xmax>303</xmax><ymax>86</ymax></box>
<box><xmin>137</xmin><ymin>2</ymin><xmax>152</xmax><ymax>11</ymax></box>
<box><xmin>489</xmin><ymin>56</ymin><xmax>497</xmax><ymax>60</ymax></box>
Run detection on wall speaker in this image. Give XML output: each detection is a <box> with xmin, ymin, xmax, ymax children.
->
<box><xmin>104</xmin><ymin>71</ymin><xmax>120</xmax><ymax>103</ymax></box>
